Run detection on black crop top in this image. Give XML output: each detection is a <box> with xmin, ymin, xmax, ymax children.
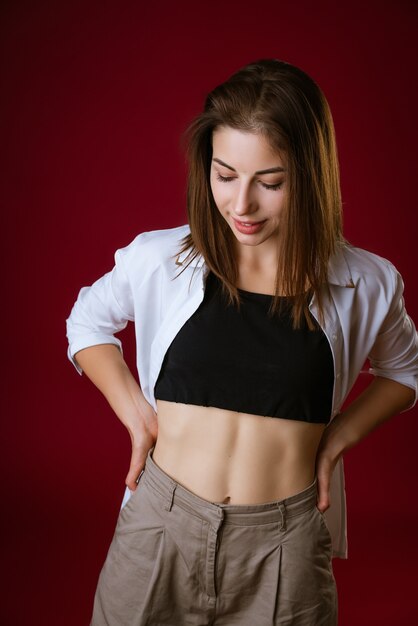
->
<box><xmin>154</xmin><ymin>271</ymin><xmax>334</xmax><ymax>424</ymax></box>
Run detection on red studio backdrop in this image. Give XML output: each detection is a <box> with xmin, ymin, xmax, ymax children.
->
<box><xmin>2</xmin><ymin>1</ymin><xmax>417</xmax><ymax>624</ymax></box>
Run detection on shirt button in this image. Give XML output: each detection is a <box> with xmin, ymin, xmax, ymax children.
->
<box><xmin>332</xmin><ymin>333</ymin><xmax>337</xmax><ymax>341</ymax></box>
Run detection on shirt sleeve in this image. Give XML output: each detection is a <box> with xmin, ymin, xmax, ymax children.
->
<box><xmin>368</xmin><ymin>264</ymin><xmax>418</xmax><ymax>412</ymax></box>
<box><xmin>65</xmin><ymin>248</ymin><xmax>135</xmax><ymax>375</ymax></box>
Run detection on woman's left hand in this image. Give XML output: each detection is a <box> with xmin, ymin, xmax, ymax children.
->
<box><xmin>315</xmin><ymin>379</ymin><xmax>417</xmax><ymax>512</ymax></box>
<box><xmin>315</xmin><ymin>415</ymin><xmax>344</xmax><ymax>512</ymax></box>
<box><xmin>315</xmin><ymin>447</ymin><xmax>341</xmax><ymax>512</ymax></box>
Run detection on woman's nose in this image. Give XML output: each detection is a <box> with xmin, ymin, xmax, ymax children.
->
<box><xmin>233</xmin><ymin>183</ymin><xmax>256</xmax><ymax>215</ymax></box>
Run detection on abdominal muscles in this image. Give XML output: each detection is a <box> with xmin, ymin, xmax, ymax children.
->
<box><xmin>152</xmin><ymin>400</ymin><xmax>326</xmax><ymax>504</ymax></box>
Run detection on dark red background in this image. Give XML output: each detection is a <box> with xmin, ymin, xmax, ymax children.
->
<box><xmin>2</xmin><ymin>1</ymin><xmax>417</xmax><ymax>624</ymax></box>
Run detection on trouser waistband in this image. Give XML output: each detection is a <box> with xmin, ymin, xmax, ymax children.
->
<box><xmin>141</xmin><ymin>446</ymin><xmax>318</xmax><ymax>529</ymax></box>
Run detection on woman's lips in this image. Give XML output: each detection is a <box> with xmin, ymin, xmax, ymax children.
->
<box><xmin>232</xmin><ymin>218</ymin><xmax>266</xmax><ymax>234</ymax></box>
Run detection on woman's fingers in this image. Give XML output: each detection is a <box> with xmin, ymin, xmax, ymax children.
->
<box><xmin>125</xmin><ymin>450</ymin><xmax>145</xmax><ymax>491</ymax></box>
<box><xmin>315</xmin><ymin>453</ymin><xmax>335</xmax><ymax>512</ymax></box>
<box><xmin>125</xmin><ymin>429</ymin><xmax>157</xmax><ymax>491</ymax></box>
<box><xmin>124</xmin><ymin>398</ymin><xmax>158</xmax><ymax>490</ymax></box>
<box><xmin>316</xmin><ymin>466</ymin><xmax>330</xmax><ymax>512</ymax></box>
<box><xmin>315</xmin><ymin>448</ymin><xmax>343</xmax><ymax>512</ymax></box>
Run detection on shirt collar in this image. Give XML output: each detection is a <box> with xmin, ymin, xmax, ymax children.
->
<box><xmin>175</xmin><ymin>249</ymin><xmax>205</xmax><ymax>268</ymax></box>
<box><xmin>327</xmin><ymin>243</ymin><xmax>356</xmax><ymax>287</ymax></box>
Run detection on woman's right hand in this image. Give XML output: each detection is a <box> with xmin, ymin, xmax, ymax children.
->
<box><xmin>125</xmin><ymin>397</ymin><xmax>159</xmax><ymax>492</ymax></box>
<box><xmin>72</xmin><ymin>345</ymin><xmax>159</xmax><ymax>491</ymax></box>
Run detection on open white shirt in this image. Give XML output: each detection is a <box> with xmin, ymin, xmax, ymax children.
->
<box><xmin>66</xmin><ymin>223</ymin><xmax>418</xmax><ymax>559</ymax></box>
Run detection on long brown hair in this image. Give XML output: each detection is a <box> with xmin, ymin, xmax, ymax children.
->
<box><xmin>174</xmin><ymin>58</ymin><xmax>346</xmax><ymax>329</ymax></box>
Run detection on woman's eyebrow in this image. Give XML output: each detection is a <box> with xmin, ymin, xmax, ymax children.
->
<box><xmin>212</xmin><ymin>157</ymin><xmax>286</xmax><ymax>175</ymax></box>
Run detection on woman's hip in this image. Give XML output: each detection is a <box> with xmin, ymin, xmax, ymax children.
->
<box><xmin>90</xmin><ymin>446</ymin><xmax>337</xmax><ymax>625</ymax></box>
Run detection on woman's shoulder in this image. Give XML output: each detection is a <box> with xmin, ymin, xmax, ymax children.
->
<box><xmin>123</xmin><ymin>223</ymin><xmax>190</xmax><ymax>250</ymax></box>
<box><xmin>328</xmin><ymin>242</ymin><xmax>408</xmax><ymax>315</ymax></box>
<box><xmin>336</xmin><ymin>241</ymin><xmax>400</xmax><ymax>286</ymax></box>
<box><xmin>116</xmin><ymin>223</ymin><xmax>190</xmax><ymax>265</ymax></box>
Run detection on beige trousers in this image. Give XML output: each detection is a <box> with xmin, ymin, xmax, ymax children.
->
<box><xmin>91</xmin><ymin>446</ymin><xmax>337</xmax><ymax>625</ymax></box>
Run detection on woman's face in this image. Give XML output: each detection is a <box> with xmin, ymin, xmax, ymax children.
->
<box><xmin>210</xmin><ymin>126</ymin><xmax>288</xmax><ymax>260</ymax></box>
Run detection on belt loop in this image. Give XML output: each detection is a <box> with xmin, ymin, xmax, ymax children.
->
<box><xmin>278</xmin><ymin>503</ymin><xmax>286</xmax><ymax>531</ymax></box>
<box><xmin>164</xmin><ymin>481</ymin><xmax>177</xmax><ymax>512</ymax></box>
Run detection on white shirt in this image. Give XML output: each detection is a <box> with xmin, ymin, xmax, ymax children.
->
<box><xmin>66</xmin><ymin>223</ymin><xmax>418</xmax><ymax>559</ymax></box>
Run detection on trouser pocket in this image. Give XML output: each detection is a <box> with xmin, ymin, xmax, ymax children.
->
<box><xmin>313</xmin><ymin>505</ymin><xmax>333</xmax><ymax>544</ymax></box>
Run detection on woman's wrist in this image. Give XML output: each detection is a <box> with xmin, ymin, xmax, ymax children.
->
<box><xmin>118</xmin><ymin>396</ymin><xmax>157</xmax><ymax>443</ymax></box>
<box><xmin>317</xmin><ymin>412</ymin><xmax>351</xmax><ymax>462</ymax></box>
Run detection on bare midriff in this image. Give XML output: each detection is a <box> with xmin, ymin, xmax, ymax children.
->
<box><xmin>152</xmin><ymin>399</ymin><xmax>327</xmax><ymax>505</ymax></box>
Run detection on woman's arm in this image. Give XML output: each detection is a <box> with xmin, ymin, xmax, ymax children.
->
<box><xmin>66</xmin><ymin>238</ymin><xmax>158</xmax><ymax>489</ymax></box>
<box><xmin>74</xmin><ymin>343</ymin><xmax>158</xmax><ymax>491</ymax></box>
<box><xmin>315</xmin><ymin>377</ymin><xmax>415</xmax><ymax>511</ymax></box>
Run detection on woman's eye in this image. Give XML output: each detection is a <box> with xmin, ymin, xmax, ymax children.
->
<box><xmin>216</xmin><ymin>173</ymin><xmax>235</xmax><ymax>183</ymax></box>
<box><xmin>215</xmin><ymin>172</ymin><xmax>283</xmax><ymax>191</ymax></box>
<box><xmin>260</xmin><ymin>181</ymin><xmax>283</xmax><ymax>191</ymax></box>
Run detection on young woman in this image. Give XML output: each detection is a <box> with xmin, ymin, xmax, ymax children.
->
<box><xmin>66</xmin><ymin>59</ymin><xmax>418</xmax><ymax>625</ymax></box>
